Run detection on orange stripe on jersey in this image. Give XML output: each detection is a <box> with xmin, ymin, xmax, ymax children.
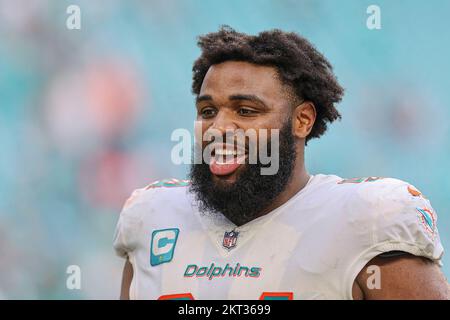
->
<box><xmin>158</xmin><ymin>293</ymin><xmax>194</xmax><ymax>300</ymax></box>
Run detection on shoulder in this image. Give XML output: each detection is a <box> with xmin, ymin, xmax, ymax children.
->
<box><xmin>312</xmin><ymin>175</ymin><xmax>426</xmax><ymax>217</ymax></box>
<box><xmin>113</xmin><ymin>178</ymin><xmax>191</xmax><ymax>257</ymax></box>
<box><xmin>336</xmin><ymin>176</ymin><xmax>409</xmax><ymax>198</ymax></box>
<box><xmin>331</xmin><ymin>177</ymin><xmax>444</xmax><ymax>299</ymax></box>
<box><xmin>119</xmin><ymin>178</ymin><xmax>192</xmax><ymax>222</ymax></box>
<box><xmin>337</xmin><ymin>176</ymin><xmax>443</xmax><ymax>259</ymax></box>
<box><xmin>335</xmin><ymin>176</ymin><xmax>431</xmax><ymax>216</ymax></box>
<box><xmin>123</xmin><ymin>178</ymin><xmax>191</xmax><ymax>208</ymax></box>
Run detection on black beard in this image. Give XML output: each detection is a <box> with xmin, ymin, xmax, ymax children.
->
<box><xmin>188</xmin><ymin>119</ymin><xmax>296</xmax><ymax>226</ymax></box>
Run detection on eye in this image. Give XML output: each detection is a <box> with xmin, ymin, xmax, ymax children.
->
<box><xmin>238</xmin><ymin>107</ymin><xmax>257</xmax><ymax>116</ymax></box>
<box><xmin>200</xmin><ymin>107</ymin><xmax>217</xmax><ymax>119</ymax></box>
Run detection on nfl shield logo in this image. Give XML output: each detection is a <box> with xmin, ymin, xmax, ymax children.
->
<box><xmin>223</xmin><ymin>230</ymin><xmax>239</xmax><ymax>250</ymax></box>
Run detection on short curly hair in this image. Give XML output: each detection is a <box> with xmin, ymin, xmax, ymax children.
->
<box><xmin>192</xmin><ymin>26</ymin><xmax>344</xmax><ymax>142</ymax></box>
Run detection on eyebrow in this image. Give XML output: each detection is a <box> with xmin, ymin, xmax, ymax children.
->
<box><xmin>229</xmin><ymin>94</ymin><xmax>269</xmax><ymax>108</ymax></box>
<box><xmin>196</xmin><ymin>95</ymin><xmax>213</xmax><ymax>104</ymax></box>
<box><xmin>196</xmin><ymin>94</ymin><xmax>269</xmax><ymax>109</ymax></box>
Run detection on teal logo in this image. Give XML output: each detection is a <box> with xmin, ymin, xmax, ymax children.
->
<box><xmin>150</xmin><ymin>228</ymin><xmax>179</xmax><ymax>266</ymax></box>
<box><xmin>416</xmin><ymin>207</ymin><xmax>436</xmax><ymax>237</ymax></box>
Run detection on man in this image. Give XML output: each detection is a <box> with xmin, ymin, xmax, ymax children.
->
<box><xmin>114</xmin><ymin>27</ymin><xmax>449</xmax><ymax>299</ymax></box>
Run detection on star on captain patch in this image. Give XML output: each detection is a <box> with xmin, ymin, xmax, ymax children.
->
<box><xmin>222</xmin><ymin>230</ymin><xmax>239</xmax><ymax>250</ymax></box>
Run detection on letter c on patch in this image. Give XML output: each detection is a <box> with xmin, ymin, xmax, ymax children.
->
<box><xmin>150</xmin><ymin>228</ymin><xmax>179</xmax><ymax>266</ymax></box>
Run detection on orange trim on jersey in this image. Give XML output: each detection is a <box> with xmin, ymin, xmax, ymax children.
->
<box><xmin>408</xmin><ymin>185</ymin><xmax>422</xmax><ymax>197</ymax></box>
<box><xmin>158</xmin><ymin>293</ymin><xmax>194</xmax><ymax>300</ymax></box>
<box><xmin>259</xmin><ymin>292</ymin><xmax>293</xmax><ymax>300</ymax></box>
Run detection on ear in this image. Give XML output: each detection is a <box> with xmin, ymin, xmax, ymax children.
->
<box><xmin>292</xmin><ymin>101</ymin><xmax>316</xmax><ymax>139</ymax></box>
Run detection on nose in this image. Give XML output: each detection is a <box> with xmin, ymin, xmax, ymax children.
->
<box><xmin>208</xmin><ymin>109</ymin><xmax>238</xmax><ymax>135</ymax></box>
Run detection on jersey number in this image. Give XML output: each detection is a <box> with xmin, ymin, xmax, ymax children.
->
<box><xmin>158</xmin><ymin>292</ymin><xmax>293</xmax><ymax>300</ymax></box>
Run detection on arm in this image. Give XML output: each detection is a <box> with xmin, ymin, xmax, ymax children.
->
<box><xmin>120</xmin><ymin>259</ymin><xmax>134</xmax><ymax>300</ymax></box>
<box><xmin>114</xmin><ymin>188</ymin><xmax>147</xmax><ymax>300</ymax></box>
<box><xmin>353</xmin><ymin>253</ymin><xmax>450</xmax><ymax>300</ymax></box>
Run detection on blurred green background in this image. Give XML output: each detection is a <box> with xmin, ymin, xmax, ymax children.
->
<box><xmin>0</xmin><ymin>0</ymin><xmax>448</xmax><ymax>298</ymax></box>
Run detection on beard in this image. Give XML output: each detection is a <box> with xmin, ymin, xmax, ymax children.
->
<box><xmin>188</xmin><ymin>118</ymin><xmax>296</xmax><ymax>226</ymax></box>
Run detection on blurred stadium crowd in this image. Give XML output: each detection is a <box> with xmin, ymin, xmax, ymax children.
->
<box><xmin>0</xmin><ymin>0</ymin><xmax>449</xmax><ymax>298</ymax></box>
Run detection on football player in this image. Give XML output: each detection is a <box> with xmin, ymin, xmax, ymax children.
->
<box><xmin>114</xmin><ymin>27</ymin><xmax>449</xmax><ymax>300</ymax></box>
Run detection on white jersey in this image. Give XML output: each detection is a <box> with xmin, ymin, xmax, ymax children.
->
<box><xmin>113</xmin><ymin>174</ymin><xmax>444</xmax><ymax>300</ymax></box>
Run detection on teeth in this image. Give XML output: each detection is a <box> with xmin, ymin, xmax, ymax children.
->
<box><xmin>215</xmin><ymin>149</ymin><xmax>237</xmax><ymax>156</ymax></box>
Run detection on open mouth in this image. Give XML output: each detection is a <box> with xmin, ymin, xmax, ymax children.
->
<box><xmin>209</xmin><ymin>143</ymin><xmax>248</xmax><ymax>176</ymax></box>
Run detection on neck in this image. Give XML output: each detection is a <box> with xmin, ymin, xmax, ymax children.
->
<box><xmin>255</xmin><ymin>159</ymin><xmax>310</xmax><ymax>219</ymax></box>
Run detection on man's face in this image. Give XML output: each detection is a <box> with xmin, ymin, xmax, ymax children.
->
<box><xmin>189</xmin><ymin>61</ymin><xmax>297</xmax><ymax>225</ymax></box>
<box><xmin>196</xmin><ymin>61</ymin><xmax>293</xmax><ymax>181</ymax></box>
